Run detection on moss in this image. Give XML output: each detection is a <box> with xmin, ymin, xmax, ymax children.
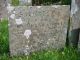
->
<box><xmin>0</xmin><ymin>19</ymin><xmax>9</xmax><ymax>55</ymax></box>
<box><xmin>11</xmin><ymin>0</ymin><xmax>19</xmax><ymax>6</ymax></box>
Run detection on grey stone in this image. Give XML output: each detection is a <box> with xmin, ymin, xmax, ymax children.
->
<box><xmin>0</xmin><ymin>0</ymin><xmax>8</xmax><ymax>20</ymax></box>
<box><xmin>9</xmin><ymin>6</ymin><xmax>70</xmax><ymax>56</ymax></box>
<box><xmin>70</xmin><ymin>0</ymin><xmax>80</xmax><ymax>49</ymax></box>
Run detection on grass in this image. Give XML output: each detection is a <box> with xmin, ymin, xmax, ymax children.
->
<box><xmin>32</xmin><ymin>0</ymin><xmax>71</xmax><ymax>5</ymax></box>
<box><xmin>0</xmin><ymin>19</ymin><xmax>9</xmax><ymax>55</ymax></box>
<box><xmin>11</xmin><ymin>0</ymin><xmax>19</xmax><ymax>6</ymax></box>
<box><xmin>0</xmin><ymin>47</ymin><xmax>80</xmax><ymax>60</ymax></box>
<box><xmin>29</xmin><ymin>47</ymin><xmax>78</xmax><ymax>60</ymax></box>
<box><xmin>11</xmin><ymin>0</ymin><xmax>71</xmax><ymax>6</ymax></box>
<box><xmin>0</xmin><ymin>20</ymin><xmax>80</xmax><ymax>60</ymax></box>
<box><xmin>61</xmin><ymin>0</ymin><xmax>71</xmax><ymax>5</ymax></box>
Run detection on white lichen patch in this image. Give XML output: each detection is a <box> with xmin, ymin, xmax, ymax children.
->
<box><xmin>37</xmin><ymin>6</ymin><xmax>42</xmax><ymax>9</ymax></box>
<box><xmin>24</xmin><ymin>45</ymin><xmax>30</xmax><ymax>55</ymax></box>
<box><xmin>27</xmin><ymin>40</ymin><xmax>30</xmax><ymax>43</ymax></box>
<box><xmin>27</xmin><ymin>0</ymin><xmax>32</xmax><ymax>3</ymax></box>
<box><xmin>71</xmin><ymin>0</ymin><xmax>79</xmax><ymax>17</ymax></box>
<box><xmin>48</xmin><ymin>39</ymin><xmax>51</xmax><ymax>41</ymax></box>
<box><xmin>51</xmin><ymin>5</ymin><xmax>60</xmax><ymax>8</ymax></box>
<box><xmin>62</xmin><ymin>5</ymin><xmax>67</xmax><ymax>6</ymax></box>
<box><xmin>7</xmin><ymin>3</ymin><xmax>15</xmax><ymax>13</ymax></box>
<box><xmin>64</xmin><ymin>28</ymin><xmax>67</xmax><ymax>34</ymax></box>
<box><xmin>25</xmin><ymin>45</ymin><xmax>29</xmax><ymax>49</ymax></box>
<box><xmin>15</xmin><ymin>18</ymin><xmax>23</xmax><ymax>25</ymax></box>
<box><xmin>0</xmin><ymin>18</ymin><xmax>3</xmax><ymax>22</ymax></box>
<box><xmin>31</xmin><ymin>13</ymin><xmax>34</xmax><ymax>16</ymax></box>
<box><xmin>10</xmin><ymin>14</ymin><xmax>15</xmax><ymax>19</ymax></box>
<box><xmin>46</xmin><ymin>42</ymin><xmax>49</xmax><ymax>45</ymax></box>
<box><xmin>13</xmin><ymin>11</ymin><xmax>16</xmax><ymax>14</ymax></box>
<box><xmin>24</xmin><ymin>30</ymin><xmax>32</xmax><ymax>39</ymax></box>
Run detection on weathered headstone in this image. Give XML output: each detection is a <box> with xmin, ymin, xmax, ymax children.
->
<box><xmin>9</xmin><ymin>6</ymin><xmax>70</xmax><ymax>56</ymax></box>
<box><xmin>70</xmin><ymin>0</ymin><xmax>80</xmax><ymax>49</ymax></box>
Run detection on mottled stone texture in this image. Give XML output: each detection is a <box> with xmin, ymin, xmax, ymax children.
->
<box><xmin>0</xmin><ymin>0</ymin><xmax>7</xmax><ymax>20</ymax></box>
<box><xmin>9</xmin><ymin>6</ymin><xmax>70</xmax><ymax>56</ymax></box>
<box><xmin>70</xmin><ymin>0</ymin><xmax>80</xmax><ymax>50</ymax></box>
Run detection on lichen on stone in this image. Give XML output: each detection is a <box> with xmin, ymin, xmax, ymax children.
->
<box><xmin>37</xmin><ymin>6</ymin><xmax>42</xmax><ymax>8</ymax></box>
<box><xmin>23</xmin><ymin>45</ymin><xmax>30</xmax><ymax>55</ymax></box>
<box><xmin>7</xmin><ymin>3</ymin><xmax>15</xmax><ymax>13</ymax></box>
<box><xmin>24</xmin><ymin>30</ymin><xmax>32</xmax><ymax>39</ymax></box>
<box><xmin>51</xmin><ymin>5</ymin><xmax>60</xmax><ymax>8</ymax></box>
<box><xmin>10</xmin><ymin>14</ymin><xmax>15</xmax><ymax>19</ymax></box>
<box><xmin>15</xmin><ymin>18</ymin><xmax>23</xmax><ymax>25</ymax></box>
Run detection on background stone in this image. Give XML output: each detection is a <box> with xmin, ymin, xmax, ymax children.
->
<box><xmin>0</xmin><ymin>0</ymin><xmax>8</xmax><ymax>20</ymax></box>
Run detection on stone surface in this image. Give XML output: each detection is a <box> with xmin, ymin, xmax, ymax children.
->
<box><xmin>71</xmin><ymin>0</ymin><xmax>80</xmax><ymax>49</ymax></box>
<box><xmin>0</xmin><ymin>0</ymin><xmax>8</xmax><ymax>20</ymax></box>
<box><xmin>9</xmin><ymin>6</ymin><xmax>70</xmax><ymax>56</ymax></box>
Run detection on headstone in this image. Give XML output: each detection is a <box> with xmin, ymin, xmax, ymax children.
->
<box><xmin>70</xmin><ymin>0</ymin><xmax>80</xmax><ymax>49</ymax></box>
<box><xmin>9</xmin><ymin>6</ymin><xmax>70</xmax><ymax>56</ymax></box>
